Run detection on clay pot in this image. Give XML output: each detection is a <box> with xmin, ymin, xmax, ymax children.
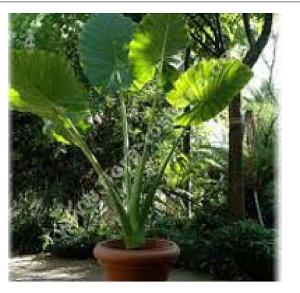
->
<box><xmin>93</xmin><ymin>238</ymin><xmax>180</xmax><ymax>281</ymax></box>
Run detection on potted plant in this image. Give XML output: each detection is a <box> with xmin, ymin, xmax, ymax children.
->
<box><xmin>10</xmin><ymin>13</ymin><xmax>252</xmax><ymax>281</ymax></box>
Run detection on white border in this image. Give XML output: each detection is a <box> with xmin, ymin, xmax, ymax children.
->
<box><xmin>1</xmin><ymin>2</ymin><xmax>300</xmax><ymax>292</ymax></box>
<box><xmin>0</xmin><ymin>0</ymin><xmax>299</xmax><ymax>2</ymax></box>
<box><xmin>0</xmin><ymin>2</ymin><xmax>297</xmax><ymax>12</ymax></box>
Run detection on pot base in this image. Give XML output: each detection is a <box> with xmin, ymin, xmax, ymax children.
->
<box><xmin>93</xmin><ymin>238</ymin><xmax>180</xmax><ymax>281</ymax></box>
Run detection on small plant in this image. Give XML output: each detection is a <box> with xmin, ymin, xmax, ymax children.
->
<box><xmin>10</xmin><ymin>13</ymin><xmax>252</xmax><ymax>249</ymax></box>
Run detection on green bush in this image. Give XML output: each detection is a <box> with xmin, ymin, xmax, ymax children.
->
<box><xmin>50</xmin><ymin>228</ymin><xmax>106</xmax><ymax>259</ymax></box>
<box><xmin>43</xmin><ymin>194</ymin><xmax>121</xmax><ymax>259</ymax></box>
<box><xmin>208</xmin><ymin>219</ymin><xmax>276</xmax><ymax>280</ymax></box>
<box><xmin>148</xmin><ymin>213</ymin><xmax>275</xmax><ymax>281</ymax></box>
<box><xmin>10</xmin><ymin>197</ymin><xmax>45</xmax><ymax>254</ymax></box>
<box><xmin>11</xmin><ymin>216</ymin><xmax>44</xmax><ymax>254</ymax></box>
<box><xmin>147</xmin><ymin>215</ymin><xmax>209</xmax><ymax>270</ymax></box>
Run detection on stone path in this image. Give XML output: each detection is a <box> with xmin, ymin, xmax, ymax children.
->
<box><xmin>9</xmin><ymin>254</ymin><xmax>212</xmax><ymax>282</ymax></box>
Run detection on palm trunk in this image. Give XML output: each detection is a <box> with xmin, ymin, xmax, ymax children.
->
<box><xmin>227</xmin><ymin>13</ymin><xmax>272</xmax><ymax>220</ymax></box>
<box><xmin>228</xmin><ymin>93</ymin><xmax>245</xmax><ymax>219</ymax></box>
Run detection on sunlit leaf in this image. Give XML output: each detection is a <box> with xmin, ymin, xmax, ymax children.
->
<box><xmin>167</xmin><ymin>59</ymin><xmax>253</xmax><ymax>125</ymax></box>
<box><xmin>10</xmin><ymin>50</ymin><xmax>90</xmax><ymax>143</ymax></box>
<box><xmin>129</xmin><ymin>13</ymin><xmax>188</xmax><ymax>89</ymax></box>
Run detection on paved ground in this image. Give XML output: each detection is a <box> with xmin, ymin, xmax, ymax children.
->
<box><xmin>9</xmin><ymin>254</ymin><xmax>212</xmax><ymax>282</ymax></box>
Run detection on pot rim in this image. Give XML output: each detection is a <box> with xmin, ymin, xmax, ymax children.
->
<box><xmin>93</xmin><ymin>238</ymin><xmax>180</xmax><ymax>262</ymax></box>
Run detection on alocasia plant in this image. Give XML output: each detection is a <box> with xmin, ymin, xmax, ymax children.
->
<box><xmin>10</xmin><ymin>13</ymin><xmax>253</xmax><ymax>248</ymax></box>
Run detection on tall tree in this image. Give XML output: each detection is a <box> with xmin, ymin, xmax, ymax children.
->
<box><xmin>228</xmin><ymin>13</ymin><xmax>272</xmax><ymax>219</ymax></box>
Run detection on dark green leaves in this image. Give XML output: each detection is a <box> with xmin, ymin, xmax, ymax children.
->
<box><xmin>167</xmin><ymin>59</ymin><xmax>253</xmax><ymax>125</ymax></box>
<box><xmin>80</xmin><ymin>13</ymin><xmax>188</xmax><ymax>92</ymax></box>
<box><xmin>129</xmin><ymin>13</ymin><xmax>188</xmax><ymax>89</ymax></box>
<box><xmin>79</xmin><ymin>13</ymin><xmax>134</xmax><ymax>93</ymax></box>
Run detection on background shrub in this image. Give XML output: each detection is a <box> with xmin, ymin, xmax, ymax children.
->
<box><xmin>10</xmin><ymin>196</ymin><xmax>46</xmax><ymax>254</ymax></box>
<box><xmin>50</xmin><ymin>228</ymin><xmax>106</xmax><ymax>259</ymax></box>
<box><xmin>208</xmin><ymin>219</ymin><xmax>276</xmax><ymax>280</ymax></box>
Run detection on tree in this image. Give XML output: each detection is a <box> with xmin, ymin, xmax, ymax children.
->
<box><xmin>188</xmin><ymin>13</ymin><xmax>273</xmax><ymax>219</ymax></box>
<box><xmin>228</xmin><ymin>13</ymin><xmax>272</xmax><ymax>219</ymax></box>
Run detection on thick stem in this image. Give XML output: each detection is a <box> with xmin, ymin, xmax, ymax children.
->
<box><xmin>61</xmin><ymin>117</ymin><xmax>132</xmax><ymax>236</ymax></box>
<box><xmin>124</xmin><ymin>229</ymin><xmax>145</xmax><ymax>249</ymax></box>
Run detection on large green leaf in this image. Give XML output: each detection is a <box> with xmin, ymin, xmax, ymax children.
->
<box><xmin>10</xmin><ymin>50</ymin><xmax>130</xmax><ymax>240</ymax></box>
<box><xmin>129</xmin><ymin>13</ymin><xmax>188</xmax><ymax>89</ymax></box>
<box><xmin>167</xmin><ymin>59</ymin><xmax>253</xmax><ymax>125</ymax></box>
<box><xmin>79</xmin><ymin>13</ymin><xmax>134</xmax><ymax>93</ymax></box>
<box><xmin>10</xmin><ymin>50</ymin><xmax>90</xmax><ymax>142</ymax></box>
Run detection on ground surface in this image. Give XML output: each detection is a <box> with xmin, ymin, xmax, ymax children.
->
<box><xmin>9</xmin><ymin>254</ymin><xmax>212</xmax><ymax>282</ymax></box>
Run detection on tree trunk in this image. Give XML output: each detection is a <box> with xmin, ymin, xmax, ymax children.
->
<box><xmin>228</xmin><ymin>93</ymin><xmax>245</xmax><ymax>219</ymax></box>
<box><xmin>227</xmin><ymin>13</ymin><xmax>273</xmax><ymax>220</ymax></box>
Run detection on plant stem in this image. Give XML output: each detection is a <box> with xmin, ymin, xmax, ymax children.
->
<box><xmin>60</xmin><ymin>117</ymin><xmax>132</xmax><ymax>236</ymax></box>
<box><xmin>120</xmin><ymin>93</ymin><xmax>131</xmax><ymax>196</ymax></box>
<box><xmin>124</xmin><ymin>229</ymin><xmax>145</xmax><ymax>249</ymax></box>
<box><xmin>127</xmin><ymin>89</ymin><xmax>161</xmax><ymax>231</ymax></box>
<box><xmin>139</xmin><ymin>127</ymin><xmax>187</xmax><ymax>229</ymax></box>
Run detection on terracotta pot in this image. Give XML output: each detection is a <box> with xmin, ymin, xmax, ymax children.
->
<box><xmin>93</xmin><ymin>238</ymin><xmax>180</xmax><ymax>281</ymax></box>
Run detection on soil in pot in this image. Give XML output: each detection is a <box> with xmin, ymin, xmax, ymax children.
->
<box><xmin>93</xmin><ymin>238</ymin><xmax>180</xmax><ymax>281</ymax></box>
